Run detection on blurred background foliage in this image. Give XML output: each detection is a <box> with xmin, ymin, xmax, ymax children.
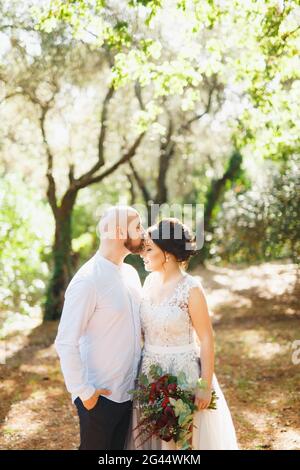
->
<box><xmin>0</xmin><ymin>0</ymin><xmax>299</xmax><ymax>323</ymax></box>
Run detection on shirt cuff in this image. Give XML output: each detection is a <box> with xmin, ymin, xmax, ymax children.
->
<box><xmin>78</xmin><ymin>384</ymin><xmax>96</xmax><ymax>402</ymax></box>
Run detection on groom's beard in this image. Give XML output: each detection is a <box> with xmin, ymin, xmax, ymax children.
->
<box><xmin>124</xmin><ymin>237</ymin><xmax>145</xmax><ymax>254</ymax></box>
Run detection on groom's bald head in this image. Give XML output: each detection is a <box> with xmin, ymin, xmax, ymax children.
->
<box><xmin>98</xmin><ymin>205</ymin><xmax>139</xmax><ymax>238</ymax></box>
<box><xmin>97</xmin><ymin>205</ymin><xmax>144</xmax><ymax>253</ymax></box>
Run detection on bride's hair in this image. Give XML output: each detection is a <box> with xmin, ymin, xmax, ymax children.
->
<box><xmin>147</xmin><ymin>218</ymin><xmax>197</xmax><ymax>264</ymax></box>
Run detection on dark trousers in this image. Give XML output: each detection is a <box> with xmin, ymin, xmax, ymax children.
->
<box><xmin>74</xmin><ymin>395</ymin><xmax>132</xmax><ymax>450</ymax></box>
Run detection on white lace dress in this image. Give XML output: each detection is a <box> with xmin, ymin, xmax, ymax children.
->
<box><xmin>127</xmin><ymin>272</ymin><xmax>238</xmax><ymax>450</ymax></box>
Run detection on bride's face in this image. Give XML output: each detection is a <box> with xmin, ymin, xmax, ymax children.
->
<box><xmin>142</xmin><ymin>238</ymin><xmax>166</xmax><ymax>272</ymax></box>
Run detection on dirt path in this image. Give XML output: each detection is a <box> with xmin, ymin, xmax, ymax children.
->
<box><xmin>0</xmin><ymin>261</ymin><xmax>299</xmax><ymax>450</ymax></box>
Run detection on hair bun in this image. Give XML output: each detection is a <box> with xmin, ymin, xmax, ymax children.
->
<box><xmin>148</xmin><ymin>218</ymin><xmax>197</xmax><ymax>263</ymax></box>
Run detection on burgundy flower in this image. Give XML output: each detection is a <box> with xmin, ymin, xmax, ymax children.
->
<box><xmin>161</xmin><ymin>397</ymin><xmax>170</xmax><ymax>408</ymax></box>
<box><xmin>161</xmin><ymin>433</ymin><xmax>173</xmax><ymax>442</ymax></box>
<box><xmin>167</xmin><ymin>383</ymin><xmax>177</xmax><ymax>393</ymax></box>
<box><xmin>164</xmin><ymin>405</ymin><xmax>175</xmax><ymax>418</ymax></box>
<box><xmin>156</xmin><ymin>414</ymin><xmax>168</xmax><ymax>428</ymax></box>
<box><xmin>149</xmin><ymin>383</ymin><xmax>157</xmax><ymax>402</ymax></box>
<box><xmin>134</xmin><ymin>369</ymin><xmax>198</xmax><ymax>450</ymax></box>
<box><xmin>156</xmin><ymin>381</ymin><xmax>167</xmax><ymax>393</ymax></box>
<box><xmin>158</xmin><ymin>374</ymin><xmax>169</xmax><ymax>382</ymax></box>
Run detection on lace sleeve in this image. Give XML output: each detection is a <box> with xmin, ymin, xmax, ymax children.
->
<box><xmin>183</xmin><ymin>275</ymin><xmax>213</xmax><ymax>324</ymax></box>
<box><xmin>178</xmin><ymin>274</ymin><xmax>202</xmax><ymax>307</ymax></box>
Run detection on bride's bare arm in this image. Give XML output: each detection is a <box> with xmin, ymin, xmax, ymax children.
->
<box><xmin>188</xmin><ymin>285</ymin><xmax>214</xmax><ymax>409</ymax></box>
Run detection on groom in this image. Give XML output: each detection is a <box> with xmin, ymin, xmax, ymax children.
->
<box><xmin>55</xmin><ymin>205</ymin><xmax>145</xmax><ymax>450</ymax></box>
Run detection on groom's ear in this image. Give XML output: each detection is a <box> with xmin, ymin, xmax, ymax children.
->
<box><xmin>116</xmin><ymin>224</ymin><xmax>127</xmax><ymax>240</ymax></box>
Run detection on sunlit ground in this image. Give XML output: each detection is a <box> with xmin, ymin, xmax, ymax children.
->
<box><xmin>195</xmin><ymin>261</ymin><xmax>300</xmax><ymax>450</ymax></box>
<box><xmin>0</xmin><ymin>261</ymin><xmax>299</xmax><ymax>450</ymax></box>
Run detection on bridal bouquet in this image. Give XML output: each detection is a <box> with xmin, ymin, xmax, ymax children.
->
<box><xmin>130</xmin><ymin>364</ymin><xmax>217</xmax><ymax>450</ymax></box>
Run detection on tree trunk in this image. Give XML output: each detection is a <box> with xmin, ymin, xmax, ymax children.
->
<box><xmin>44</xmin><ymin>192</ymin><xmax>77</xmax><ymax>320</ymax></box>
<box><xmin>189</xmin><ymin>151</ymin><xmax>243</xmax><ymax>269</ymax></box>
<box><xmin>155</xmin><ymin>151</ymin><xmax>170</xmax><ymax>205</ymax></box>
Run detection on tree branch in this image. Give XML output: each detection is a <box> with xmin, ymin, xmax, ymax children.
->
<box><xmin>75</xmin><ymin>132</ymin><xmax>145</xmax><ymax>189</ymax></box>
<box><xmin>281</xmin><ymin>24</ymin><xmax>300</xmax><ymax>41</ymax></box>
<box><xmin>0</xmin><ymin>90</ymin><xmax>27</xmax><ymax>106</ymax></box>
<box><xmin>76</xmin><ymin>86</ymin><xmax>114</xmax><ymax>185</ymax></box>
<box><xmin>155</xmin><ymin>115</ymin><xmax>174</xmax><ymax>204</ymax></box>
<box><xmin>126</xmin><ymin>170</ymin><xmax>137</xmax><ymax>205</ymax></box>
<box><xmin>134</xmin><ymin>81</ymin><xmax>145</xmax><ymax>110</ymax></box>
<box><xmin>0</xmin><ymin>84</ymin><xmax>60</xmax><ymax>214</ymax></box>
<box><xmin>40</xmin><ymin>105</ymin><xmax>58</xmax><ymax>216</ymax></box>
<box><xmin>129</xmin><ymin>159</ymin><xmax>152</xmax><ymax>204</ymax></box>
<box><xmin>68</xmin><ymin>164</ymin><xmax>75</xmax><ymax>184</ymax></box>
<box><xmin>180</xmin><ymin>85</ymin><xmax>215</xmax><ymax>132</ymax></box>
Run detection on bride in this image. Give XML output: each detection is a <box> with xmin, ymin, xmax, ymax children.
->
<box><xmin>127</xmin><ymin>217</ymin><xmax>238</xmax><ymax>450</ymax></box>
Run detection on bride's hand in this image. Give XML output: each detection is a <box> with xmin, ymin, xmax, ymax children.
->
<box><xmin>195</xmin><ymin>389</ymin><xmax>212</xmax><ymax>411</ymax></box>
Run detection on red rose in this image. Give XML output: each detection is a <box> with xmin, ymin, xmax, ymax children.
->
<box><xmin>159</xmin><ymin>374</ymin><xmax>169</xmax><ymax>382</ymax></box>
<box><xmin>162</xmin><ymin>397</ymin><xmax>170</xmax><ymax>408</ymax></box>
<box><xmin>156</xmin><ymin>381</ymin><xmax>167</xmax><ymax>393</ymax></box>
<box><xmin>149</xmin><ymin>383</ymin><xmax>157</xmax><ymax>402</ymax></box>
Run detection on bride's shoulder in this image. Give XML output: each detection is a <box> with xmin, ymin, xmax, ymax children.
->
<box><xmin>184</xmin><ymin>273</ymin><xmax>204</xmax><ymax>291</ymax></box>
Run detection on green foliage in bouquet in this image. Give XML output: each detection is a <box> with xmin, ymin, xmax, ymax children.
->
<box><xmin>130</xmin><ymin>364</ymin><xmax>217</xmax><ymax>450</ymax></box>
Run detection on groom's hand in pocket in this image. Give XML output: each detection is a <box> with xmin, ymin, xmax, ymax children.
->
<box><xmin>82</xmin><ymin>389</ymin><xmax>111</xmax><ymax>411</ymax></box>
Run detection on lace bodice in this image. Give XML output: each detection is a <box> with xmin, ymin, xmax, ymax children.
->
<box><xmin>130</xmin><ymin>273</ymin><xmax>239</xmax><ymax>451</ymax></box>
<box><xmin>139</xmin><ymin>272</ymin><xmax>202</xmax><ymax>389</ymax></box>
<box><xmin>140</xmin><ymin>272</ymin><xmax>201</xmax><ymax>347</ymax></box>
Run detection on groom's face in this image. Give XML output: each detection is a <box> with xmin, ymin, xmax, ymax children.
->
<box><xmin>124</xmin><ymin>215</ymin><xmax>145</xmax><ymax>254</ymax></box>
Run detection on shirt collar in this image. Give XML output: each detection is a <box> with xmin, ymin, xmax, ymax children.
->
<box><xmin>96</xmin><ymin>251</ymin><xmax>123</xmax><ymax>273</ymax></box>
